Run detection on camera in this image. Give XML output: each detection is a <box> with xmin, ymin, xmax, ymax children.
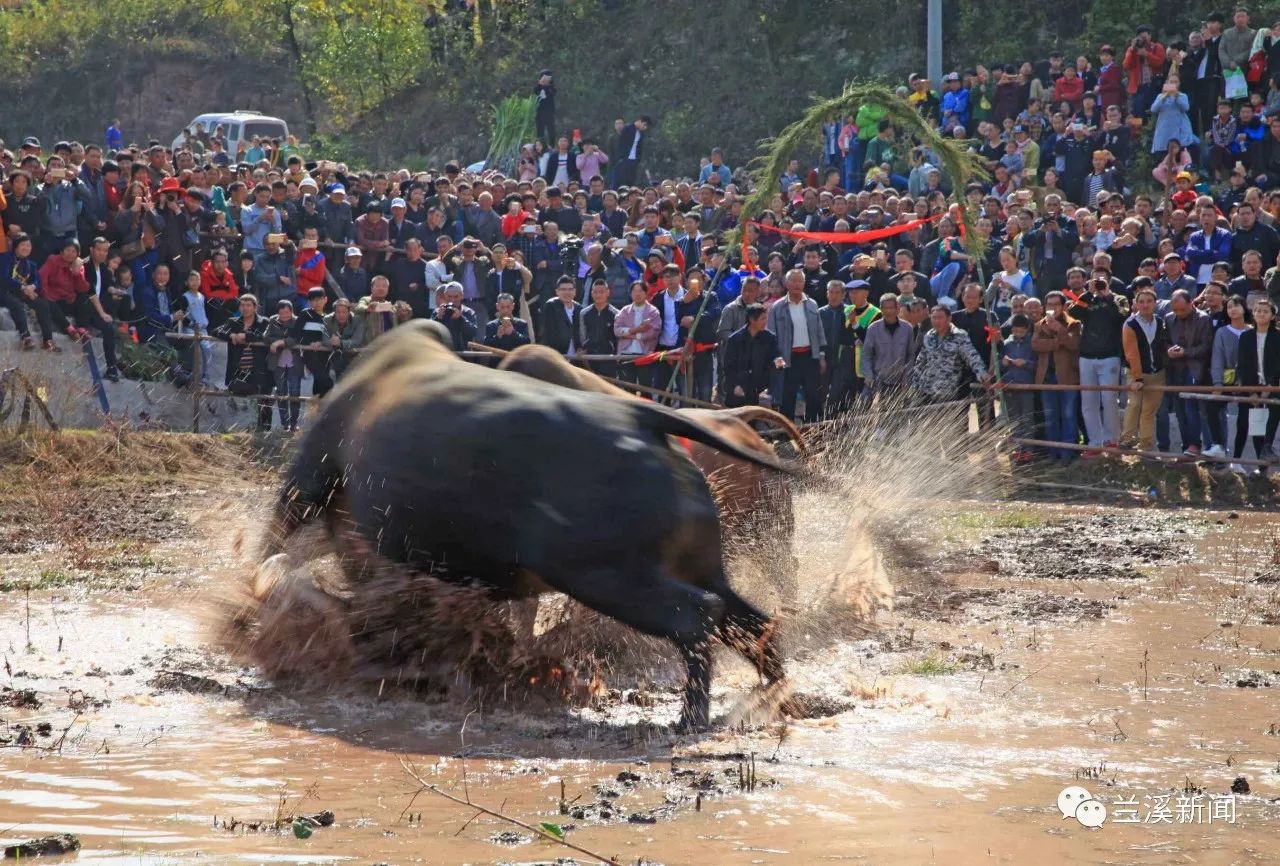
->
<box><xmin>1093</xmin><ymin>278</ymin><xmax>1109</xmax><ymax>290</ymax></box>
<box><xmin>444</xmin><ymin>303</ymin><xmax>457</xmax><ymax>313</ymax></box>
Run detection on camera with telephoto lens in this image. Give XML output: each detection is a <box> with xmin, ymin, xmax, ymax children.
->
<box><xmin>444</xmin><ymin>302</ymin><xmax>456</xmax><ymax>313</ymax></box>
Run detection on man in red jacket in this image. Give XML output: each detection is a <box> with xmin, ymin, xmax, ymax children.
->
<box><xmin>1124</xmin><ymin>25</ymin><xmax>1167</xmax><ymax>121</ymax></box>
<box><xmin>38</xmin><ymin>238</ymin><xmax>119</xmax><ymax>380</ymax></box>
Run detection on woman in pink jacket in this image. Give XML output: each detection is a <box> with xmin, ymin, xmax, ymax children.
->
<box><xmin>613</xmin><ymin>280</ymin><xmax>661</xmax><ymax>391</ymax></box>
<box><xmin>575</xmin><ymin>139</ymin><xmax>610</xmax><ymax>182</ymax></box>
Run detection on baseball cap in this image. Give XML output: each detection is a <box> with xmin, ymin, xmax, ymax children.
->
<box><xmin>944</xmin><ymin>72</ymin><xmax>961</xmax><ymax>82</ymax></box>
<box><xmin>1162</xmin><ymin>252</ymin><xmax>1183</xmax><ymax>262</ymax></box>
<box><xmin>390</xmin><ymin>197</ymin><xmax>407</xmax><ymax>208</ymax></box>
<box><xmin>845</xmin><ymin>279</ymin><xmax>871</xmax><ymax>291</ymax></box>
<box><xmin>329</xmin><ymin>184</ymin><xmax>346</xmax><ymax>196</ymax></box>
<box><xmin>1175</xmin><ymin>170</ymin><xmax>1194</xmax><ymax>182</ymax></box>
<box><xmin>345</xmin><ymin>246</ymin><xmax>362</xmax><ymax>257</ymax></box>
<box><xmin>307</xmin><ymin>287</ymin><xmax>327</xmax><ymax>299</ymax></box>
<box><xmin>21</xmin><ymin>137</ymin><xmax>40</xmax><ymax>149</ymax></box>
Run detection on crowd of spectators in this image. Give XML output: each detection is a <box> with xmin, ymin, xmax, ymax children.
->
<box><xmin>2</xmin><ymin>12</ymin><xmax>1280</xmax><ymax>469</ymax></box>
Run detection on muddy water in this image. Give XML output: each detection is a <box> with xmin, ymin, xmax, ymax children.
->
<box><xmin>3</xmin><ymin>502</ymin><xmax>1280</xmax><ymax>865</ymax></box>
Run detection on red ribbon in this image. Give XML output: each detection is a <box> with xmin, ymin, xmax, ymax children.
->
<box><xmin>631</xmin><ymin>342</ymin><xmax>717</xmax><ymax>366</ymax></box>
<box><xmin>1061</xmin><ymin>288</ymin><xmax>1089</xmax><ymax>309</ymax></box>
<box><xmin>747</xmin><ymin>212</ymin><xmax>944</xmax><ymax>245</ymax></box>
<box><xmin>984</xmin><ymin>324</ymin><xmax>1002</xmax><ymax>342</ymax></box>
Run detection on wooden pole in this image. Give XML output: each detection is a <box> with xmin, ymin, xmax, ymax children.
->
<box><xmin>190</xmin><ymin>332</ymin><xmax>202</xmax><ymax>433</ymax></box>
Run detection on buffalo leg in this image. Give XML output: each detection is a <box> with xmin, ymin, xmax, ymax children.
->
<box><xmin>542</xmin><ymin>568</ymin><xmax>726</xmax><ymax>731</ymax></box>
<box><xmin>716</xmin><ymin>586</ymin><xmax>786</xmax><ymax>685</ymax></box>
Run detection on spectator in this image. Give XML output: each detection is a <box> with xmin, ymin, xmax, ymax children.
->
<box><xmin>533</xmin><ymin>69</ymin><xmax>556</xmax><ymax>146</ymax></box>
<box><xmin>214</xmin><ymin>294</ymin><xmax>272</xmax><ymax>428</ymax></box>
<box><xmin>1211</xmin><ymin>293</ymin><xmax>1248</xmax><ymax>469</ymax></box>
<box><xmin>264</xmin><ymin>298</ymin><xmax>302</xmax><ymax>432</ymax></box>
<box><xmin>1182</xmin><ymin>203</ymin><xmax>1232</xmax><ymax>285</ymax></box>
<box><xmin>250</xmin><ymin>233</ymin><xmax>295</xmax><ymax>310</ymax></box>
<box><xmin>1235</xmin><ymin>298</ymin><xmax>1280</xmax><ymax>467</ymax></box>
<box><xmin>334</xmin><ymin>246</ymin><xmax>370</xmax><ymax>303</ymax></box>
<box><xmin>1070</xmin><ymin>269</ymin><xmax>1126</xmax><ymax>454</ymax></box>
<box><xmin>323</xmin><ymin>297</ymin><xmax>363</xmax><ymax>381</ymax></box>
<box><xmin>483</xmin><ymin>292</ymin><xmax>531</xmax><ymax>352</ymax></box>
<box><xmin>1156</xmin><ymin>252</ymin><xmax>1198</xmax><ymax>301</ymax></box>
<box><xmin>1032</xmin><ymin>290</ymin><xmax>1083</xmax><ymax>462</ymax></box>
<box><xmin>39</xmin><ymin>237</ymin><xmax>118</xmax><ymax>380</ymax></box>
<box><xmin>614</xmin><ymin>280</ymin><xmax>660</xmax><ymax>390</ymax></box>
<box><xmin>0</xmin><ymin>233</ymin><xmax>55</xmax><ymax>349</ymax></box>
<box><xmin>295</xmin><ymin>288</ymin><xmax>333</xmax><ymax>398</ymax></box>
<box><xmin>1164</xmin><ymin>288</ymin><xmax>1215</xmax><ymax>455</ymax></box>
<box><xmin>430</xmin><ymin>281</ymin><xmax>478</xmax><ymax>351</ymax></box>
<box><xmin>767</xmin><ymin>268</ymin><xmax>827</xmax><ymax>423</ymax></box>
<box><xmin>1124</xmin><ymin>26</ymin><xmax>1166</xmax><ymax>119</ymax></box>
<box><xmin>817</xmin><ymin>280</ymin><xmax>854</xmax><ymax>415</ymax></box>
<box><xmin>174</xmin><ymin>269</ymin><xmax>213</xmax><ymax>387</ymax></box>
<box><xmin>578</xmin><ymin>279</ymin><xmax>619</xmax><ymax>378</ymax></box>
<box><xmin>1231</xmin><ymin>203</ymin><xmax>1280</xmax><ymax>273</ymax></box>
<box><xmin>910</xmin><ymin>304</ymin><xmax>988</xmax><ymax>404</ymax></box>
<box><xmin>355</xmin><ymin>275</ymin><xmax>397</xmax><ymax>345</ymax></box>
<box><xmin>540</xmin><ymin>275</ymin><xmax>581</xmax><ymax>356</ymax></box>
<box><xmin>446</xmin><ymin>237</ymin><xmax>494</xmax><ymax>324</ymax></box>
<box><xmin>614</xmin><ymin>116</ymin><xmax>651</xmax><ymax>187</ymax></box>
<box><xmin>1001</xmin><ymin>314</ymin><xmax>1037</xmax><ymax>460</ymax></box>
<box><xmin>861</xmin><ymin>292</ymin><xmax>915</xmax><ymax>400</ymax></box>
<box><xmin>699</xmin><ymin>148</ymin><xmax>732</xmax><ymax>186</ymax></box>
<box><xmin>675</xmin><ymin>272</ymin><xmax>721</xmax><ymax>403</ymax></box>
<box><xmin>722</xmin><ymin>303</ymin><xmax>780</xmax><ymax>408</ymax></box>
<box><xmin>1118</xmin><ymin>287</ymin><xmax>1169</xmax><ymax>451</ymax></box>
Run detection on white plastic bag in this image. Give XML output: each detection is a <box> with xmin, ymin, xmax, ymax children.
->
<box><xmin>1226</xmin><ymin>68</ymin><xmax>1248</xmax><ymax>100</ymax></box>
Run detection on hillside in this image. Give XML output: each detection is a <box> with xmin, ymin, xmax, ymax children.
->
<box><xmin>0</xmin><ymin>0</ymin><xmax>1250</xmax><ymax>174</ymax></box>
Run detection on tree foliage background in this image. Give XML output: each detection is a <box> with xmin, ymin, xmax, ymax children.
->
<box><xmin>3</xmin><ymin>0</ymin><xmax>1280</xmax><ymax>172</ymax></box>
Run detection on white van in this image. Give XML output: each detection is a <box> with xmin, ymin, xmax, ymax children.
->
<box><xmin>172</xmin><ymin>112</ymin><xmax>289</xmax><ymax>159</ymax></box>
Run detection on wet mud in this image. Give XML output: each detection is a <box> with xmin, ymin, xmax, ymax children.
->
<box><xmin>3</xmin><ymin>444</ymin><xmax>1280</xmax><ymax>864</ymax></box>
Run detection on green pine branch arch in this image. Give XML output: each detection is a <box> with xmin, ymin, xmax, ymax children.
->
<box><xmin>738</xmin><ymin>81</ymin><xmax>990</xmax><ymax>246</ymax></box>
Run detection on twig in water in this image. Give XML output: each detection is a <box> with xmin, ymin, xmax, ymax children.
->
<box><xmin>399</xmin><ymin>756</ymin><xmax>623</xmax><ymax>865</ymax></box>
<box><xmin>1000</xmin><ymin>664</ymin><xmax>1051</xmax><ymax>697</ymax></box>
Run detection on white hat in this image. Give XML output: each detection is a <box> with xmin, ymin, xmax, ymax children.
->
<box><xmin>345</xmin><ymin>246</ymin><xmax>362</xmax><ymax>257</ymax></box>
<box><xmin>391</xmin><ymin>197</ymin><xmax>407</xmax><ymax>209</ymax></box>
<box><xmin>330</xmin><ymin>184</ymin><xmax>346</xmax><ymax>196</ymax></box>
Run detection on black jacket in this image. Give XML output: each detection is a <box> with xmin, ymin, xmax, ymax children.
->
<box><xmin>483</xmin><ymin>317</ymin><xmax>531</xmax><ymax>351</ymax></box>
<box><xmin>1072</xmin><ymin>291</ymin><xmax>1127</xmax><ymax>359</ymax></box>
<box><xmin>1237</xmin><ymin>327</ymin><xmax>1280</xmax><ymax>386</ymax></box>
<box><xmin>541</xmin><ymin>152</ymin><xmax>581</xmax><ymax>187</ymax></box>
<box><xmin>819</xmin><ymin>303</ymin><xmax>854</xmax><ymax>369</ymax></box>
<box><xmin>578</xmin><ymin>304</ymin><xmax>618</xmax><ymax>355</ymax></box>
<box><xmin>616</xmin><ymin>123</ymin><xmax>645</xmax><ymax>163</ymax></box>
<box><xmin>213</xmin><ymin>314</ymin><xmax>270</xmax><ymax>388</ymax></box>
<box><xmin>539</xmin><ymin>297</ymin><xmax>582</xmax><ymax>354</ymax></box>
<box><xmin>487</xmin><ymin>265</ymin><xmax>528</xmax><ymax>309</ymax></box>
<box><xmin>723</xmin><ymin>327</ymin><xmax>780</xmax><ymax>396</ymax></box>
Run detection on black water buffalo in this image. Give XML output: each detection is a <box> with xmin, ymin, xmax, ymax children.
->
<box><xmin>495</xmin><ymin>344</ymin><xmax>803</xmax><ymax>595</ymax></box>
<box><xmin>261</xmin><ymin>321</ymin><xmax>793</xmax><ymax>729</ymax></box>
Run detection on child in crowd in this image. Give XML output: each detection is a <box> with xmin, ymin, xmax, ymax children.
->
<box><xmin>1001</xmin><ymin>314</ymin><xmax>1037</xmax><ymax>461</ymax></box>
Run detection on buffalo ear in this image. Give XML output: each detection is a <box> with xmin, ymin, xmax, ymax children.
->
<box><xmin>400</xmin><ymin>318</ymin><xmax>453</xmax><ymax>349</ymax></box>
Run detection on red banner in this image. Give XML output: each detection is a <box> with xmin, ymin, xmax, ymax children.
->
<box><xmin>630</xmin><ymin>342</ymin><xmax>717</xmax><ymax>366</ymax></box>
<box><xmin>747</xmin><ymin>212</ymin><xmax>944</xmax><ymax>246</ymax></box>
